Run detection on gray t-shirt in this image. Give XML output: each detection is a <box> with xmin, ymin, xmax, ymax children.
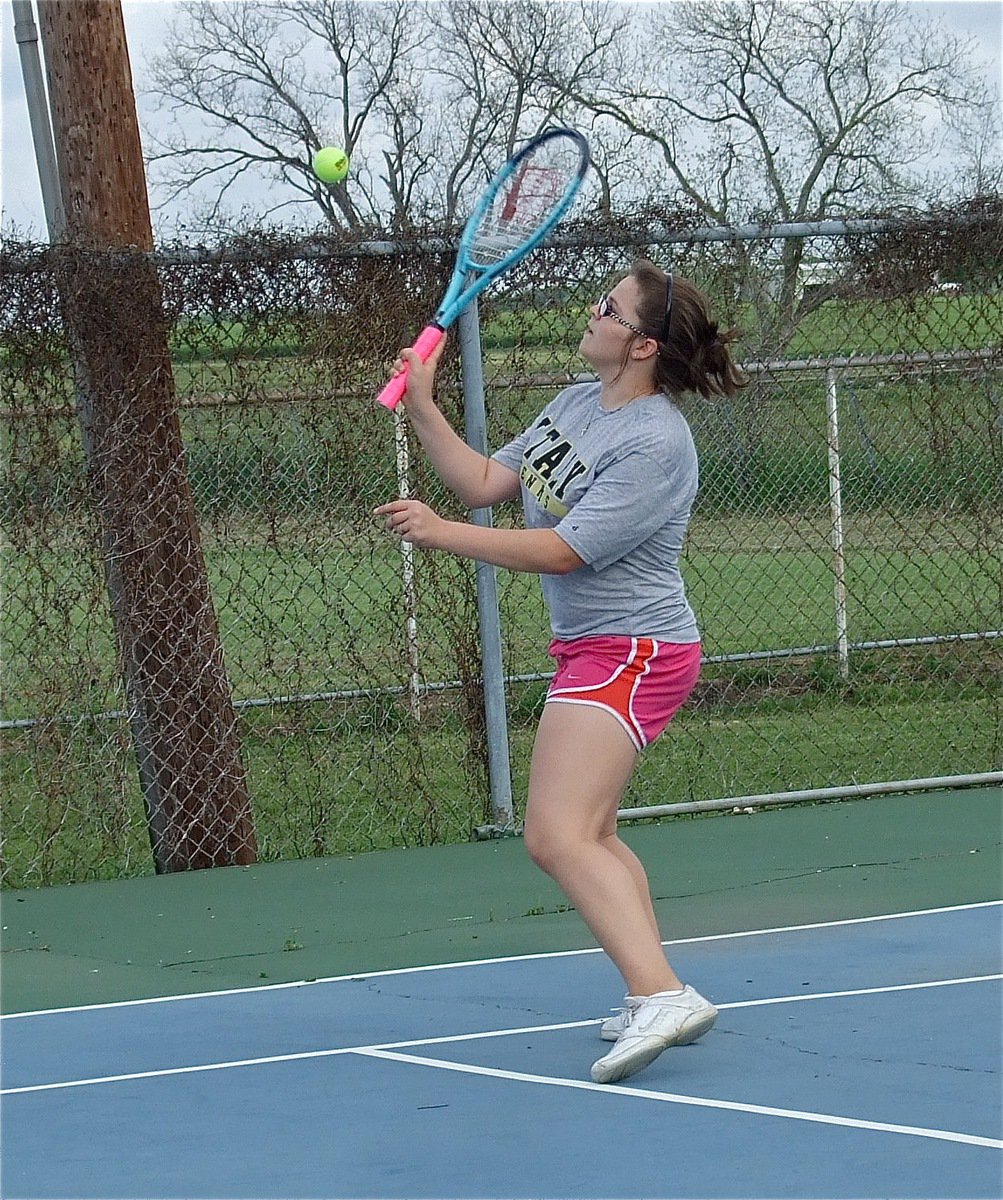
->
<box><xmin>492</xmin><ymin>381</ymin><xmax>700</xmax><ymax>642</ymax></box>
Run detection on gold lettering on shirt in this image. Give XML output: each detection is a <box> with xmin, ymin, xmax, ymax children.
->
<box><xmin>519</xmin><ymin>415</ymin><xmax>589</xmax><ymax>518</ymax></box>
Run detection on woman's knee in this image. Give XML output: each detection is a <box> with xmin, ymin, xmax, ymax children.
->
<box><xmin>524</xmin><ymin>817</ymin><xmax>598</xmax><ymax>876</ymax></box>
<box><xmin>523</xmin><ymin>819</ymin><xmax>570</xmax><ymax>875</ymax></box>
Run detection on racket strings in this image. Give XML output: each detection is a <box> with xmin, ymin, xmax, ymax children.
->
<box><xmin>469</xmin><ymin>141</ymin><xmax>584</xmax><ymax>268</ymax></box>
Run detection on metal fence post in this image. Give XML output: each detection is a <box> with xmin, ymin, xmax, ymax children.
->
<box><xmin>456</xmin><ymin>297</ymin><xmax>515</xmax><ymax>831</ymax></box>
<box><xmin>825</xmin><ymin>367</ymin><xmax>851</xmax><ymax>678</ymax></box>
<box><xmin>392</xmin><ymin>409</ymin><xmax>423</xmax><ymax>719</ymax></box>
<box><xmin>12</xmin><ymin>0</ymin><xmax>66</xmax><ymax>240</ymax></box>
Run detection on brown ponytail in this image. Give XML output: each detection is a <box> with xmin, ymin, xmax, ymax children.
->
<box><xmin>629</xmin><ymin>259</ymin><xmax>746</xmax><ymax>400</ymax></box>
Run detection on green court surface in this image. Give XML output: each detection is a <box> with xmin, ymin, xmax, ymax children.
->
<box><xmin>3</xmin><ymin>788</ymin><xmax>1000</xmax><ymax>1016</ymax></box>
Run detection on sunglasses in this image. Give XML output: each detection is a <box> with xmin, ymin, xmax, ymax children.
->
<box><xmin>595</xmin><ymin>294</ymin><xmax>648</xmax><ymax>338</ymax></box>
<box><xmin>596</xmin><ymin>272</ymin><xmax>674</xmax><ymax>342</ymax></box>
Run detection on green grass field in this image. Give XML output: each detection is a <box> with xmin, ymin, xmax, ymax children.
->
<box><xmin>484</xmin><ymin>289</ymin><xmax>999</xmax><ymax>350</ymax></box>
<box><xmin>5</xmin><ymin>288</ymin><xmax>999</xmax><ymax>394</ymax></box>
<box><xmin>154</xmin><ymin>290</ymin><xmax>1000</xmax><ymax>363</ymax></box>
<box><xmin>3</xmin><ymin>511</ymin><xmax>997</xmax><ymax>717</ymax></box>
<box><xmin>3</xmin><ymin>505</ymin><xmax>998</xmax><ymax>887</ymax></box>
<box><xmin>6</xmin><ymin>367</ymin><xmax>997</xmax><ymax>526</ymax></box>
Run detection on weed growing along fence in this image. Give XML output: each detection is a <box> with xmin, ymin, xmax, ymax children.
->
<box><xmin>2</xmin><ymin>202</ymin><xmax>1001</xmax><ymax>886</ymax></box>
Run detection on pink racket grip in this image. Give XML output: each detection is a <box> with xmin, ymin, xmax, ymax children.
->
<box><xmin>376</xmin><ymin>324</ymin><xmax>446</xmax><ymax>411</ymax></box>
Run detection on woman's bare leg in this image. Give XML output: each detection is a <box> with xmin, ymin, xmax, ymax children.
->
<box><xmin>523</xmin><ymin>702</ymin><xmax>681</xmax><ymax>996</ymax></box>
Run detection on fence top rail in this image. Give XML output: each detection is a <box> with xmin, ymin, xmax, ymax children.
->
<box><xmin>226</xmin><ymin>213</ymin><xmax>990</xmax><ymax>261</ymax></box>
<box><xmin>2</xmin><ymin>211</ymin><xmax>996</xmax><ymax>270</ymax></box>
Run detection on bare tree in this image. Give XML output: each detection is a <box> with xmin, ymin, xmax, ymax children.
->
<box><xmin>433</xmin><ymin>0</ymin><xmax>635</xmax><ymax>220</ymax></box>
<box><xmin>940</xmin><ymin>96</ymin><xmax>1003</xmax><ymax>200</ymax></box>
<box><xmin>278</xmin><ymin>0</ymin><xmax>436</xmax><ymax>228</ymax></box>
<box><xmin>142</xmin><ymin>0</ymin><xmax>993</xmax><ymax>295</ymax></box>
<box><xmin>554</xmin><ymin>0</ymin><xmax>994</xmax><ymax>338</ymax></box>
<box><xmin>142</xmin><ymin>0</ymin><xmax>629</xmax><ymax>230</ymax></box>
<box><xmin>145</xmin><ymin>0</ymin><xmax>431</xmax><ymax>229</ymax></box>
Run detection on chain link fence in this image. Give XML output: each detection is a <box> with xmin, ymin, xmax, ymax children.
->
<box><xmin>2</xmin><ymin>202</ymin><xmax>1001</xmax><ymax>888</ymax></box>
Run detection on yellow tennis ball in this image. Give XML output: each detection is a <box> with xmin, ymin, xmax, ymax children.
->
<box><xmin>312</xmin><ymin>146</ymin><xmax>349</xmax><ymax>183</ymax></box>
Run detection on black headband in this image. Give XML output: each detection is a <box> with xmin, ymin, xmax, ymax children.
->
<box><xmin>660</xmin><ymin>272</ymin><xmax>674</xmax><ymax>343</ymax></box>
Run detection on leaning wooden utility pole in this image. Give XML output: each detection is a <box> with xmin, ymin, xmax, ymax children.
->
<box><xmin>37</xmin><ymin>0</ymin><xmax>257</xmax><ymax>871</ymax></box>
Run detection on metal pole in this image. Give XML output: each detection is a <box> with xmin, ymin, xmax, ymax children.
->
<box><xmin>393</xmin><ymin>409</ymin><xmax>422</xmax><ymax>719</ymax></box>
<box><xmin>616</xmin><ymin>772</ymin><xmax>1003</xmax><ymax>822</ymax></box>
<box><xmin>11</xmin><ymin>0</ymin><xmax>65</xmax><ymax>240</ymax></box>
<box><xmin>825</xmin><ymin>368</ymin><xmax>850</xmax><ymax>679</ymax></box>
<box><xmin>456</xmin><ymin>296</ymin><xmax>514</xmax><ymax>830</ymax></box>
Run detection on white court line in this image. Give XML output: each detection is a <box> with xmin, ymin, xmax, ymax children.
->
<box><xmin>718</xmin><ymin>973</ymin><xmax>1003</xmax><ymax>1010</ymax></box>
<box><xmin>4</xmin><ymin>899</ymin><xmax>1000</xmax><ymax>1020</ymax></box>
<box><xmin>4</xmin><ymin>973</ymin><xmax>999</xmax><ymax>1097</ymax></box>
<box><xmin>357</xmin><ymin>1048</ymin><xmax>1003</xmax><ymax>1151</ymax></box>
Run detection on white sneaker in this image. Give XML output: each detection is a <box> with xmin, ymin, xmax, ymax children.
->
<box><xmin>590</xmin><ymin>985</ymin><xmax>717</xmax><ymax>1084</ymax></box>
<box><xmin>599</xmin><ymin>995</ymin><xmax>644</xmax><ymax>1041</ymax></box>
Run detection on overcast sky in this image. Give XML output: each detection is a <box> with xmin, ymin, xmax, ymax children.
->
<box><xmin>2</xmin><ymin>0</ymin><xmax>1001</xmax><ymax>239</ymax></box>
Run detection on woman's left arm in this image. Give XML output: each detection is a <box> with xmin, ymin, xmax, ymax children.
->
<box><xmin>374</xmin><ymin>499</ymin><xmax>583</xmax><ymax>575</ymax></box>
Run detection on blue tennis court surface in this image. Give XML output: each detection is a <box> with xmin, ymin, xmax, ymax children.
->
<box><xmin>4</xmin><ymin>901</ymin><xmax>1001</xmax><ymax>1198</ymax></box>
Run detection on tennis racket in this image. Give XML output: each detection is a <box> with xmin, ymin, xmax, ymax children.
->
<box><xmin>376</xmin><ymin>127</ymin><xmax>591</xmax><ymax>410</ymax></box>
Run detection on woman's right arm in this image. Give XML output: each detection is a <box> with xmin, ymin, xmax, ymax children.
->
<box><xmin>396</xmin><ymin>342</ymin><xmax>522</xmax><ymax>510</ymax></box>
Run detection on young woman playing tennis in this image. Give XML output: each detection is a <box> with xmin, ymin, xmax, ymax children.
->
<box><xmin>375</xmin><ymin>259</ymin><xmax>745</xmax><ymax>1084</ymax></box>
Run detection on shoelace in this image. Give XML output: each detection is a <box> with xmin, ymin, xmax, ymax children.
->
<box><xmin>610</xmin><ymin>999</ymin><xmax>643</xmax><ymax>1026</ymax></box>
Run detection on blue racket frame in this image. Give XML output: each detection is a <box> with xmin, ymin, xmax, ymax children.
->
<box><xmin>377</xmin><ymin>127</ymin><xmax>591</xmax><ymax>410</ymax></box>
<box><xmin>438</xmin><ymin>127</ymin><xmax>591</xmax><ymax>322</ymax></box>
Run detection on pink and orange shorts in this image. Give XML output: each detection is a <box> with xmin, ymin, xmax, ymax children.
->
<box><xmin>546</xmin><ymin>635</ymin><xmax>701</xmax><ymax>751</ymax></box>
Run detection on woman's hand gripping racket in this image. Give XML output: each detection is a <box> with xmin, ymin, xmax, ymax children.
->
<box><xmin>376</xmin><ymin>127</ymin><xmax>591</xmax><ymax>410</ymax></box>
